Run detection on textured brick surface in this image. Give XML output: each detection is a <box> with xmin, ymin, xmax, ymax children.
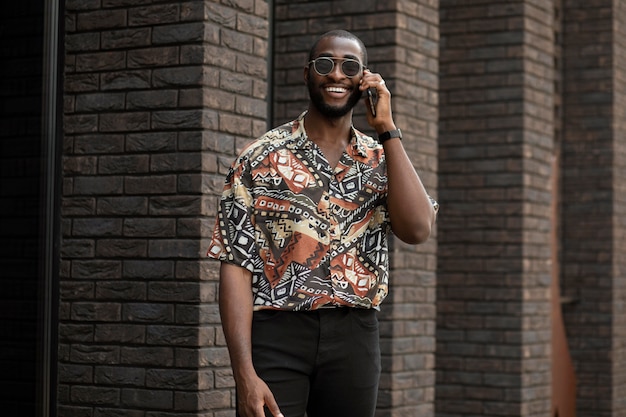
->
<box><xmin>560</xmin><ymin>1</ymin><xmax>626</xmax><ymax>416</ymax></box>
<box><xmin>60</xmin><ymin>0</ymin><xmax>269</xmax><ymax>415</ymax></box>
<box><xmin>437</xmin><ymin>1</ymin><xmax>553</xmax><ymax>416</ymax></box>
<box><xmin>52</xmin><ymin>1</ymin><xmax>626</xmax><ymax>416</ymax></box>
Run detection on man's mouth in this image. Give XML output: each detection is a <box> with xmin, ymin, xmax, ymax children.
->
<box><xmin>325</xmin><ymin>86</ymin><xmax>349</xmax><ymax>97</ymax></box>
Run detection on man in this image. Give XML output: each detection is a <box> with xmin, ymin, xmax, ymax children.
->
<box><xmin>207</xmin><ymin>30</ymin><xmax>438</xmax><ymax>417</ymax></box>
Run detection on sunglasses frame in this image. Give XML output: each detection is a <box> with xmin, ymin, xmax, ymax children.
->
<box><xmin>308</xmin><ymin>56</ymin><xmax>365</xmax><ymax>78</ymax></box>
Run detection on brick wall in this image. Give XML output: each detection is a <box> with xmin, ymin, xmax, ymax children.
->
<box><xmin>382</xmin><ymin>2</ymin><xmax>439</xmax><ymax>416</ymax></box>
<box><xmin>54</xmin><ymin>0</ymin><xmax>626</xmax><ymax>416</ymax></box>
<box><xmin>271</xmin><ymin>1</ymin><xmax>439</xmax><ymax>416</ymax></box>
<box><xmin>206</xmin><ymin>0</ymin><xmax>270</xmax><ymax>414</ymax></box>
<box><xmin>561</xmin><ymin>1</ymin><xmax>626</xmax><ymax>416</ymax></box>
<box><xmin>437</xmin><ymin>1</ymin><xmax>553</xmax><ymax>416</ymax></box>
<box><xmin>60</xmin><ymin>0</ymin><xmax>269</xmax><ymax>415</ymax></box>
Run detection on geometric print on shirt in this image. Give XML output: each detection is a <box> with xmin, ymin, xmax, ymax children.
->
<box><xmin>208</xmin><ymin>111</ymin><xmax>392</xmax><ymax>311</ymax></box>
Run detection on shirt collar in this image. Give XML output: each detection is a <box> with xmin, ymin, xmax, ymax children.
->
<box><xmin>288</xmin><ymin>111</ymin><xmax>369</xmax><ymax>159</ymax></box>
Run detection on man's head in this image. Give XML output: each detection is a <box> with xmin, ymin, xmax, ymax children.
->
<box><xmin>305</xmin><ymin>30</ymin><xmax>368</xmax><ymax>119</ymax></box>
<box><xmin>308</xmin><ymin>30</ymin><xmax>368</xmax><ymax>66</ymax></box>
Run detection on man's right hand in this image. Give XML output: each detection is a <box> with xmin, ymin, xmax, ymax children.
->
<box><xmin>236</xmin><ymin>374</ymin><xmax>284</xmax><ymax>417</ymax></box>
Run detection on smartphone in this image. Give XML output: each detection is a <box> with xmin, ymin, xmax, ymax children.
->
<box><xmin>366</xmin><ymin>88</ymin><xmax>377</xmax><ymax>117</ymax></box>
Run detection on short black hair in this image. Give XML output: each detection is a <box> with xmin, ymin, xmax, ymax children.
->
<box><xmin>308</xmin><ymin>30</ymin><xmax>368</xmax><ymax>66</ymax></box>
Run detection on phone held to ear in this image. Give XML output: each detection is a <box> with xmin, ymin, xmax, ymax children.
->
<box><xmin>367</xmin><ymin>88</ymin><xmax>377</xmax><ymax>117</ymax></box>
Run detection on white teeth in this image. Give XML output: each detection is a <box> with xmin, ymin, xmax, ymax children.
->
<box><xmin>326</xmin><ymin>87</ymin><xmax>347</xmax><ymax>93</ymax></box>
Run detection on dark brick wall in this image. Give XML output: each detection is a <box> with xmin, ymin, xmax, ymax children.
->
<box><xmin>60</xmin><ymin>0</ymin><xmax>269</xmax><ymax>415</ymax></box>
<box><xmin>54</xmin><ymin>0</ymin><xmax>626</xmax><ymax>416</ymax></box>
<box><xmin>437</xmin><ymin>1</ymin><xmax>553</xmax><ymax>416</ymax></box>
<box><xmin>560</xmin><ymin>1</ymin><xmax>626</xmax><ymax>416</ymax></box>
<box><xmin>272</xmin><ymin>1</ymin><xmax>439</xmax><ymax>416</ymax></box>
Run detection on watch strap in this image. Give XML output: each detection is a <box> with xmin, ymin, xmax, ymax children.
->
<box><xmin>378</xmin><ymin>129</ymin><xmax>402</xmax><ymax>143</ymax></box>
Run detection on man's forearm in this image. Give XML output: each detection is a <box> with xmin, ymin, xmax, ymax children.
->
<box><xmin>219</xmin><ymin>262</ymin><xmax>257</xmax><ymax>381</ymax></box>
<box><xmin>384</xmin><ymin>138</ymin><xmax>436</xmax><ymax>244</ymax></box>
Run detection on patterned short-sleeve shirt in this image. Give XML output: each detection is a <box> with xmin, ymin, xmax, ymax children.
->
<box><xmin>207</xmin><ymin>112</ymin><xmax>393</xmax><ymax>311</ymax></box>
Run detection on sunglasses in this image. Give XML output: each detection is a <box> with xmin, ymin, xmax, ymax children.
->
<box><xmin>308</xmin><ymin>57</ymin><xmax>364</xmax><ymax>78</ymax></box>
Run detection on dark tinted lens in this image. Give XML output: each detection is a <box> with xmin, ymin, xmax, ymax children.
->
<box><xmin>342</xmin><ymin>60</ymin><xmax>361</xmax><ymax>76</ymax></box>
<box><xmin>314</xmin><ymin>58</ymin><xmax>334</xmax><ymax>75</ymax></box>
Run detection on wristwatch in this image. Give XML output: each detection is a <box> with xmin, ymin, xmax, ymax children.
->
<box><xmin>378</xmin><ymin>129</ymin><xmax>402</xmax><ymax>143</ymax></box>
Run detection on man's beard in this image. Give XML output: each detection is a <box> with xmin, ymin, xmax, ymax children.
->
<box><xmin>307</xmin><ymin>78</ymin><xmax>363</xmax><ymax>119</ymax></box>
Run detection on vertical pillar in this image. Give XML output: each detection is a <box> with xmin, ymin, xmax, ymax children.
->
<box><xmin>614</xmin><ymin>1</ymin><xmax>626</xmax><ymax>414</ymax></box>
<box><xmin>382</xmin><ymin>2</ymin><xmax>439</xmax><ymax>416</ymax></box>
<box><xmin>272</xmin><ymin>1</ymin><xmax>439</xmax><ymax>416</ymax></box>
<box><xmin>561</xmin><ymin>0</ymin><xmax>626</xmax><ymax>415</ymax></box>
<box><xmin>437</xmin><ymin>1</ymin><xmax>554</xmax><ymax>416</ymax></box>
<box><xmin>60</xmin><ymin>0</ymin><xmax>269</xmax><ymax>415</ymax></box>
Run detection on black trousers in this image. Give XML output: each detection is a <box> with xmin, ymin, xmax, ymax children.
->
<box><xmin>242</xmin><ymin>308</ymin><xmax>381</xmax><ymax>417</ymax></box>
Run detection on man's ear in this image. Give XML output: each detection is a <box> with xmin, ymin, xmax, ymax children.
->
<box><xmin>304</xmin><ymin>65</ymin><xmax>309</xmax><ymax>84</ymax></box>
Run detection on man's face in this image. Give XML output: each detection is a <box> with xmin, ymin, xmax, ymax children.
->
<box><xmin>306</xmin><ymin>36</ymin><xmax>365</xmax><ymax>119</ymax></box>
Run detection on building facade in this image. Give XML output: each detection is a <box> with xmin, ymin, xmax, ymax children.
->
<box><xmin>1</xmin><ymin>0</ymin><xmax>625</xmax><ymax>416</ymax></box>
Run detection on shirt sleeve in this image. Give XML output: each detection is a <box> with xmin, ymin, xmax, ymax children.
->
<box><xmin>206</xmin><ymin>155</ymin><xmax>257</xmax><ymax>272</ymax></box>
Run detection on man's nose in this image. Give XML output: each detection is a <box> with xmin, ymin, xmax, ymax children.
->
<box><xmin>328</xmin><ymin>61</ymin><xmax>345</xmax><ymax>79</ymax></box>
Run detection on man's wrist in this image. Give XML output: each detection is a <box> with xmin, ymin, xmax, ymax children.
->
<box><xmin>378</xmin><ymin>129</ymin><xmax>402</xmax><ymax>143</ymax></box>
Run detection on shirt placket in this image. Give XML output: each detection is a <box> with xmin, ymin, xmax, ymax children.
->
<box><xmin>327</xmin><ymin>163</ymin><xmax>352</xmax><ymax>301</ymax></box>
<box><xmin>327</xmin><ymin>177</ymin><xmax>342</xmax><ymax>248</ymax></box>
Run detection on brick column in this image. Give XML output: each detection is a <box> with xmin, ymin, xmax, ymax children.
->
<box><xmin>437</xmin><ymin>1</ymin><xmax>554</xmax><ymax>416</ymax></box>
<box><xmin>272</xmin><ymin>1</ymin><xmax>439</xmax><ymax>416</ymax></box>
<box><xmin>561</xmin><ymin>1</ymin><xmax>626</xmax><ymax>416</ymax></box>
<box><xmin>381</xmin><ymin>2</ymin><xmax>439</xmax><ymax>416</ymax></box>
<box><xmin>60</xmin><ymin>1</ymin><xmax>269</xmax><ymax>415</ymax></box>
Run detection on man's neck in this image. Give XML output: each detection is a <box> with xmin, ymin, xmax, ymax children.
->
<box><xmin>303</xmin><ymin>107</ymin><xmax>352</xmax><ymax>145</ymax></box>
<box><xmin>303</xmin><ymin>107</ymin><xmax>353</xmax><ymax>169</ymax></box>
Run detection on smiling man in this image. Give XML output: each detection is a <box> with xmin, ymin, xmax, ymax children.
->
<box><xmin>207</xmin><ymin>30</ymin><xmax>438</xmax><ymax>417</ymax></box>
